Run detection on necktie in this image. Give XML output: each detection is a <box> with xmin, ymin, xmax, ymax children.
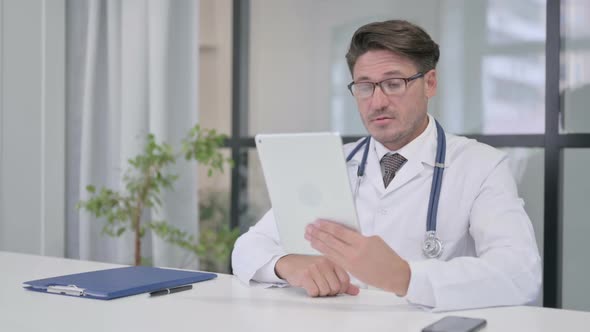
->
<box><xmin>381</xmin><ymin>153</ymin><xmax>407</xmax><ymax>188</ymax></box>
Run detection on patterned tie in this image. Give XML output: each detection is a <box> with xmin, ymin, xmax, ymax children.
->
<box><xmin>381</xmin><ymin>153</ymin><xmax>407</xmax><ymax>188</ymax></box>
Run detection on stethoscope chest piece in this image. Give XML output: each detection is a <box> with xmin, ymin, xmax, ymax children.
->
<box><xmin>422</xmin><ymin>230</ymin><xmax>443</xmax><ymax>259</ymax></box>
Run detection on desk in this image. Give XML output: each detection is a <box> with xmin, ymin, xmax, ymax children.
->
<box><xmin>1</xmin><ymin>251</ymin><xmax>589</xmax><ymax>332</ymax></box>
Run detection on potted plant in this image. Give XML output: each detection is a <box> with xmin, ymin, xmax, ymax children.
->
<box><xmin>77</xmin><ymin>125</ymin><xmax>235</xmax><ymax>267</ymax></box>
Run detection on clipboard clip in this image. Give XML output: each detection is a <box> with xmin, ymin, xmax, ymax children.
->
<box><xmin>47</xmin><ymin>284</ymin><xmax>86</xmax><ymax>296</ymax></box>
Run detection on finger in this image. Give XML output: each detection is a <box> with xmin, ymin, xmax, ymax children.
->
<box><xmin>333</xmin><ymin>266</ymin><xmax>359</xmax><ymax>295</ymax></box>
<box><xmin>334</xmin><ymin>266</ymin><xmax>351</xmax><ymax>294</ymax></box>
<box><xmin>309</xmin><ymin>233</ymin><xmax>350</xmax><ymax>270</ymax></box>
<box><xmin>306</xmin><ymin>224</ymin><xmax>355</xmax><ymax>259</ymax></box>
<box><xmin>300</xmin><ymin>271</ymin><xmax>320</xmax><ymax>297</ymax></box>
<box><xmin>314</xmin><ymin>220</ymin><xmax>363</xmax><ymax>246</ymax></box>
<box><xmin>346</xmin><ymin>284</ymin><xmax>360</xmax><ymax>296</ymax></box>
<box><xmin>317</xmin><ymin>263</ymin><xmax>343</xmax><ymax>296</ymax></box>
<box><xmin>309</xmin><ymin>264</ymin><xmax>333</xmax><ymax>297</ymax></box>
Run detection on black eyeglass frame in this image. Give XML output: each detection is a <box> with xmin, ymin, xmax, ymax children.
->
<box><xmin>347</xmin><ymin>72</ymin><xmax>425</xmax><ymax>97</ymax></box>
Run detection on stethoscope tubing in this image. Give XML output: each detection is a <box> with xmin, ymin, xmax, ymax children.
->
<box><xmin>426</xmin><ymin>121</ymin><xmax>446</xmax><ymax>232</ymax></box>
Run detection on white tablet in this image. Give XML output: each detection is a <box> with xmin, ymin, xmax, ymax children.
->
<box><xmin>255</xmin><ymin>132</ymin><xmax>360</xmax><ymax>255</ymax></box>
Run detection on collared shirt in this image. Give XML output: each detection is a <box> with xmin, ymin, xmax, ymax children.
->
<box><xmin>374</xmin><ymin>117</ymin><xmax>432</xmax><ymax>178</ymax></box>
<box><xmin>231</xmin><ymin>114</ymin><xmax>542</xmax><ymax>312</ymax></box>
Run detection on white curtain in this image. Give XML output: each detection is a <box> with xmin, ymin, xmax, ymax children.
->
<box><xmin>66</xmin><ymin>0</ymin><xmax>200</xmax><ymax>268</ymax></box>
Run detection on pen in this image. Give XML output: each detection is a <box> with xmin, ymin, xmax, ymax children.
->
<box><xmin>149</xmin><ymin>284</ymin><xmax>193</xmax><ymax>297</ymax></box>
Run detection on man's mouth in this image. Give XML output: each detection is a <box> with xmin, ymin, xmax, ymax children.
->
<box><xmin>371</xmin><ymin>115</ymin><xmax>394</xmax><ymax>124</ymax></box>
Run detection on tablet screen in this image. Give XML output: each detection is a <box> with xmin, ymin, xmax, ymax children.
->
<box><xmin>256</xmin><ymin>132</ymin><xmax>360</xmax><ymax>255</ymax></box>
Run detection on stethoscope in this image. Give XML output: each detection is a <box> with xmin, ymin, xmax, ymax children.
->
<box><xmin>345</xmin><ymin>120</ymin><xmax>446</xmax><ymax>259</ymax></box>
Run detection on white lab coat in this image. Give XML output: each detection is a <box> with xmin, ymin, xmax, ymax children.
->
<box><xmin>232</xmin><ymin>115</ymin><xmax>542</xmax><ymax>311</ymax></box>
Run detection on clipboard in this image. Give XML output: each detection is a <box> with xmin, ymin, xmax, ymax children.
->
<box><xmin>23</xmin><ymin>266</ymin><xmax>217</xmax><ymax>300</ymax></box>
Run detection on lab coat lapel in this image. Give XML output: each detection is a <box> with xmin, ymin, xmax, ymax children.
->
<box><xmin>383</xmin><ymin>158</ymin><xmax>425</xmax><ymax>195</ymax></box>
<box><xmin>383</xmin><ymin>117</ymin><xmax>443</xmax><ymax>196</ymax></box>
<box><xmin>350</xmin><ymin>115</ymin><xmax>449</xmax><ymax>197</ymax></box>
<box><xmin>362</xmin><ymin>136</ymin><xmax>428</xmax><ymax>196</ymax></box>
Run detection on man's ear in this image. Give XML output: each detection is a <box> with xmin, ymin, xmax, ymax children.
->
<box><xmin>425</xmin><ymin>69</ymin><xmax>437</xmax><ymax>98</ymax></box>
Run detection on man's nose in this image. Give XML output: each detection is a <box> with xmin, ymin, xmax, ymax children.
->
<box><xmin>370</xmin><ymin>85</ymin><xmax>390</xmax><ymax>109</ymax></box>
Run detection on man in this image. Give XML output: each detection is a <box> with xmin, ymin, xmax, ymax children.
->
<box><xmin>231</xmin><ymin>20</ymin><xmax>541</xmax><ymax>311</ymax></box>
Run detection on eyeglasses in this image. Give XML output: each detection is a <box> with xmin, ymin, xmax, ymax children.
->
<box><xmin>347</xmin><ymin>72</ymin><xmax>425</xmax><ymax>99</ymax></box>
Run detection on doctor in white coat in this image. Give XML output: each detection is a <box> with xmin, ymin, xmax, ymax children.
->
<box><xmin>231</xmin><ymin>19</ymin><xmax>541</xmax><ymax>311</ymax></box>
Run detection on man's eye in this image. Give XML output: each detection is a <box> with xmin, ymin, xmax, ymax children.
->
<box><xmin>384</xmin><ymin>80</ymin><xmax>403</xmax><ymax>89</ymax></box>
<box><xmin>357</xmin><ymin>84</ymin><xmax>373</xmax><ymax>92</ymax></box>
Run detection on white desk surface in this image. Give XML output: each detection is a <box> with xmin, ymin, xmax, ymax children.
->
<box><xmin>1</xmin><ymin>251</ymin><xmax>589</xmax><ymax>332</ymax></box>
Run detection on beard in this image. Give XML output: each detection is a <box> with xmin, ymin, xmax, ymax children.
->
<box><xmin>362</xmin><ymin>109</ymin><xmax>428</xmax><ymax>150</ymax></box>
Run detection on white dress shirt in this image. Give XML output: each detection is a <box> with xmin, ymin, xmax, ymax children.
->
<box><xmin>231</xmin><ymin>114</ymin><xmax>542</xmax><ymax>311</ymax></box>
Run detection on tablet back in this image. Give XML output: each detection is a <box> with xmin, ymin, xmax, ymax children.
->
<box><xmin>255</xmin><ymin>132</ymin><xmax>360</xmax><ymax>255</ymax></box>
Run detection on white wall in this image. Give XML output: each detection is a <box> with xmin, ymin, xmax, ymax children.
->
<box><xmin>198</xmin><ymin>0</ymin><xmax>232</xmax><ymax>191</ymax></box>
<box><xmin>0</xmin><ymin>0</ymin><xmax>65</xmax><ymax>256</ymax></box>
<box><xmin>249</xmin><ymin>0</ymin><xmax>441</xmax><ymax>135</ymax></box>
<box><xmin>246</xmin><ymin>0</ymin><xmax>442</xmax><ymax>225</ymax></box>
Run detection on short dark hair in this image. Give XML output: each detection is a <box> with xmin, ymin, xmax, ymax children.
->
<box><xmin>345</xmin><ymin>20</ymin><xmax>440</xmax><ymax>75</ymax></box>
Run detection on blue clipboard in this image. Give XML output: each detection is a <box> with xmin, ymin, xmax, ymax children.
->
<box><xmin>23</xmin><ymin>266</ymin><xmax>217</xmax><ymax>300</ymax></box>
